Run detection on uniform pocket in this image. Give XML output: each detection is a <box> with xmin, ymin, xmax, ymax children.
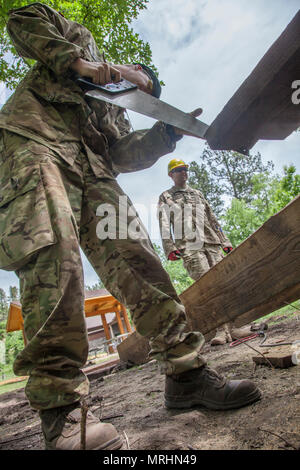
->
<box><xmin>0</xmin><ymin>160</ymin><xmax>56</xmax><ymax>271</ymax></box>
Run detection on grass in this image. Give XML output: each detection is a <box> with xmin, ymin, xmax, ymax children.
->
<box><xmin>0</xmin><ymin>378</ymin><xmax>27</xmax><ymax>395</ymax></box>
<box><xmin>253</xmin><ymin>300</ymin><xmax>300</xmax><ymax>325</ymax></box>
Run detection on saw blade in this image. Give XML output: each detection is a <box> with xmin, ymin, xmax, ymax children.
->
<box><xmin>84</xmin><ymin>88</ymin><xmax>209</xmax><ymax>139</ymax></box>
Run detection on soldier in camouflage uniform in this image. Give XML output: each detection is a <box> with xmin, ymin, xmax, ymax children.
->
<box><xmin>0</xmin><ymin>3</ymin><xmax>261</xmax><ymax>450</ymax></box>
<box><xmin>158</xmin><ymin>159</ymin><xmax>253</xmax><ymax>346</ymax></box>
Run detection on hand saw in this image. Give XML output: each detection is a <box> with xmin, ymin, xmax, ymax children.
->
<box><xmin>76</xmin><ymin>77</ymin><xmax>209</xmax><ymax>139</ymax></box>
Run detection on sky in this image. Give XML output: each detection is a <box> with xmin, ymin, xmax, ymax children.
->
<box><xmin>0</xmin><ymin>0</ymin><xmax>299</xmax><ymax>294</ymax></box>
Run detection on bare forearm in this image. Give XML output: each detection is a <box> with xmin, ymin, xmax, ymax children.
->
<box><xmin>70</xmin><ymin>58</ymin><xmax>121</xmax><ymax>84</ymax></box>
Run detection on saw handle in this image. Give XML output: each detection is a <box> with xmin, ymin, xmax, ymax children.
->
<box><xmin>76</xmin><ymin>77</ymin><xmax>137</xmax><ymax>95</ymax></box>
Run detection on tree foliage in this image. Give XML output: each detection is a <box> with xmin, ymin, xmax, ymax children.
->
<box><xmin>221</xmin><ymin>165</ymin><xmax>299</xmax><ymax>247</ymax></box>
<box><xmin>220</xmin><ymin>198</ymin><xmax>264</xmax><ymax>248</ymax></box>
<box><xmin>0</xmin><ymin>0</ymin><xmax>153</xmax><ymax>89</ymax></box>
<box><xmin>271</xmin><ymin>164</ymin><xmax>300</xmax><ymax>214</ymax></box>
<box><xmin>0</xmin><ymin>285</ymin><xmax>22</xmax><ymax>378</ymax></box>
<box><xmin>85</xmin><ymin>280</ymin><xmax>105</xmax><ymax>291</ymax></box>
<box><xmin>189</xmin><ymin>160</ymin><xmax>224</xmax><ymax>218</ymax></box>
<box><xmin>188</xmin><ymin>144</ymin><xmax>274</xmax><ymax>217</ymax></box>
<box><xmin>0</xmin><ymin>288</ymin><xmax>8</xmax><ymax>321</ymax></box>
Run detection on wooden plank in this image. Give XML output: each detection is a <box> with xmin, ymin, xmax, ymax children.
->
<box><xmin>120</xmin><ymin>305</ymin><xmax>133</xmax><ymax>333</ymax></box>
<box><xmin>205</xmin><ymin>10</ymin><xmax>300</xmax><ymax>154</ymax></box>
<box><xmin>83</xmin><ymin>358</ymin><xmax>120</xmax><ymax>380</ymax></box>
<box><xmin>0</xmin><ymin>376</ymin><xmax>28</xmax><ymax>387</ymax></box>
<box><xmin>180</xmin><ymin>195</ymin><xmax>300</xmax><ymax>334</ymax></box>
<box><xmin>252</xmin><ymin>345</ymin><xmax>294</xmax><ymax>369</ymax></box>
<box><xmin>6</xmin><ymin>303</ymin><xmax>23</xmax><ymax>332</ymax></box>
<box><xmin>101</xmin><ymin>314</ymin><xmax>114</xmax><ymax>354</ymax></box>
<box><xmin>117</xmin><ymin>196</ymin><xmax>300</xmax><ymax>365</ymax></box>
<box><xmin>115</xmin><ymin>309</ymin><xmax>125</xmax><ymax>335</ymax></box>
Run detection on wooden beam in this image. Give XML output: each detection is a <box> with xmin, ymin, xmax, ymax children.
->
<box><xmin>180</xmin><ymin>195</ymin><xmax>300</xmax><ymax>334</ymax></box>
<box><xmin>115</xmin><ymin>309</ymin><xmax>125</xmax><ymax>336</ymax></box>
<box><xmin>205</xmin><ymin>10</ymin><xmax>300</xmax><ymax>154</ymax></box>
<box><xmin>252</xmin><ymin>345</ymin><xmax>295</xmax><ymax>369</ymax></box>
<box><xmin>101</xmin><ymin>313</ymin><xmax>114</xmax><ymax>354</ymax></box>
<box><xmin>120</xmin><ymin>305</ymin><xmax>132</xmax><ymax>333</ymax></box>
<box><xmin>0</xmin><ymin>376</ymin><xmax>28</xmax><ymax>386</ymax></box>
<box><xmin>118</xmin><ymin>196</ymin><xmax>300</xmax><ymax>364</ymax></box>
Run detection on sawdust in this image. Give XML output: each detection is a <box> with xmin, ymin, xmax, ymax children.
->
<box><xmin>0</xmin><ymin>315</ymin><xmax>299</xmax><ymax>451</ymax></box>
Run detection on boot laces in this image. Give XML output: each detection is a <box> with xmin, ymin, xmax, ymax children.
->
<box><xmin>203</xmin><ymin>367</ymin><xmax>226</xmax><ymax>387</ymax></box>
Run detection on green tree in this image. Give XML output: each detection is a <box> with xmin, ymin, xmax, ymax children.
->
<box><xmin>271</xmin><ymin>164</ymin><xmax>300</xmax><ymax>213</ymax></box>
<box><xmin>9</xmin><ymin>285</ymin><xmax>18</xmax><ymax>301</ymax></box>
<box><xmin>0</xmin><ymin>286</ymin><xmax>23</xmax><ymax>378</ymax></box>
<box><xmin>85</xmin><ymin>280</ymin><xmax>105</xmax><ymax>291</ymax></box>
<box><xmin>189</xmin><ymin>161</ymin><xmax>224</xmax><ymax>217</ymax></box>
<box><xmin>221</xmin><ymin>165</ymin><xmax>299</xmax><ymax>247</ymax></box>
<box><xmin>0</xmin><ymin>0</ymin><xmax>153</xmax><ymax>89</ymax></box>
<box><xmin>0</xmin><ymin>288</ymin><xmax>8</xmax><ymax>321</ymax></box>
<box><xmin>188</xmin><ymin>144</ymin><xmax>275</xmax><ymax>217</ymax></box>
<box><xmin>221</xmin><ymin>199</ymin><xmax>263</xmax><ymax>247</ymax></box>
<box><xmin>4</xmin><ymin>329</ymin><xmax>23</xmax><ymax>364</ymax></box>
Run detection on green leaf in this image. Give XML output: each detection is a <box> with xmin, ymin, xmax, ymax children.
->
<box><xmin>0</xmin><ymin>0</ymin><xmax>157</xmax><ymax>89</ymax></box>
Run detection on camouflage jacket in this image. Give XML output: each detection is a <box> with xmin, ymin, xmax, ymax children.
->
<box><xmin>0</xmin><ymin>2</ymin><xmax>177</xmax><ymax>177</ymax></box>
<box><xmin>157</xmin><ymin>185</ymin><xmax>231</xmax><ymax>257</ymax></box>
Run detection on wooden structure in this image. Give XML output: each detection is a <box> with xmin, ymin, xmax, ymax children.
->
<box><xmin>6</xmin><ymin>289</ymin><xmax>132</xmax><ymax>355</ymax></box>
<box><xmin>252</xmin><ymin>345</ymin><xmax>296</xmax><ymax>369</ymax></box>
<box><xmin>118</xmin><ymin>196</ymin><xmax>300</xmax><ymax>365</ymax></box>
<box><xmin>205</xmin><ymin>10</ymin><xmax>300</xmax><ymax>154</ymax></box>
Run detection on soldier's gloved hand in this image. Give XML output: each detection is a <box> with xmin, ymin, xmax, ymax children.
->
<box><xmin>223</xmin><ymin>246</ymin><xmax>233</xmax><ymax>254</ymax></box>
<box><xmin>173</xmin><ymin>108</ymin><xmax>204</xmax><ymax>138</ymax></box>
<box><xmin>168</xmin><ymin>250</ymin><xmax>182</xmax><ymax>261</ymax></box>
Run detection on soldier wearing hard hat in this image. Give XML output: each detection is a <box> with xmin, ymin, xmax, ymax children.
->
<box><xmin>158</xmin><ymin>158</ymin><xmax>252</xmax><ymax>346</ymax></box>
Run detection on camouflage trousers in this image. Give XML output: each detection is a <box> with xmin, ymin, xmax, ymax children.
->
<box><xmin>0</xmin><ymin>130</ymin><xmax>205</xmax><ymax>410</ymax></box>
<box><xmin>182</xmin><ymin>244</ymin><xmax>224</xmax><ymax>281</ymax></box>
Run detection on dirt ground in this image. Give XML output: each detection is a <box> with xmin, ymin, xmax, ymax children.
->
<box><xmin>0</xmin><ymin>314</ymin><xmax>299</xmax><ymax>451</ymax></box>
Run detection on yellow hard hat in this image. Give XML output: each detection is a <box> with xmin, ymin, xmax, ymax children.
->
<box><xmin>168</xmin><ymin>159</ymin><xmax>189</xmax><ymax>175</ymax></box>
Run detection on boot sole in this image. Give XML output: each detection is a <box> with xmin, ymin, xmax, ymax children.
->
<box><xmin>45</xmin><ymin>435</ymin><xmax>123</xmax><ymax>450</ymax></box>
<box><xmin>95</xmin><ymin>435</ymin><xmax>124</xmax><ymax>450</ymax></box>
<box><xmin>165</xmin><ymin>387</ymin><xmax>262</xmax><ymax>411</ymax></box>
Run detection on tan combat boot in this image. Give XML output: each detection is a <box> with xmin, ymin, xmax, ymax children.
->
<box><xmin>210</xmin><ymin>323</ymin><xmax>232</xmax><ymax>346</ymax></box>
<box><xmin>165</xmin><ymin>365</ymin><xmax>261</xmax><ymax>410</ymax></box>
<box><xmin>40</xmin><ymin>403</ymin><xmax>123</xmax><ymax>450</ymax></box>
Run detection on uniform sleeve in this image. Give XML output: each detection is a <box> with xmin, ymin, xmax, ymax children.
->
<box><xmin>203</xmin><ymin>196</ymin><xmax>232</xmax><ymax>247</ymax></box>
<box><xmin>7</xmin><ymin>3</ymin><xmax>85</xmax><ymax>76</ymax></box>
<box><xmin>110</xmin><ymin>121</ymin><xmax>177</xmax><ymax>173</ymax></box>
<box><xmin>157</xmin><ymin>193</ymin><xmax>177</xmax><ymax>258</ymax></box>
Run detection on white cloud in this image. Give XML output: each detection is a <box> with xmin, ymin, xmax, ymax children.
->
<box><xmin>118</xmin><ymin>0</ymin><xmax>300</xmax><ymax>252</ymax></box>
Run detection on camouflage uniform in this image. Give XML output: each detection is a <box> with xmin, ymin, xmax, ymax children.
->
<box><xmin>158</xmin><ymin>185</ymin><xmax>231</xmax><ymax>280</ymax></box>
<box><xmin>0</xmin><ymin>3</ymin><xmax>206</xmax><ymax>410</ymax></box>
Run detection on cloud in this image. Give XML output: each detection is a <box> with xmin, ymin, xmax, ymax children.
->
<box><xmin>136</xmin><ymin>0</ymin><xmax>210</xmax><ymax>62</ymax></box>
<box><xmin>121</xmin><ymin>0</ymin><xmax>300</xmax><ymax>245</ymax></box>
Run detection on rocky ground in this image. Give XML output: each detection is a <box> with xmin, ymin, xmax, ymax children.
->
<box><xmin>0</xmin><ymin>314</ymin><xmax>299</xmax><ymax>451</ymax></box>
